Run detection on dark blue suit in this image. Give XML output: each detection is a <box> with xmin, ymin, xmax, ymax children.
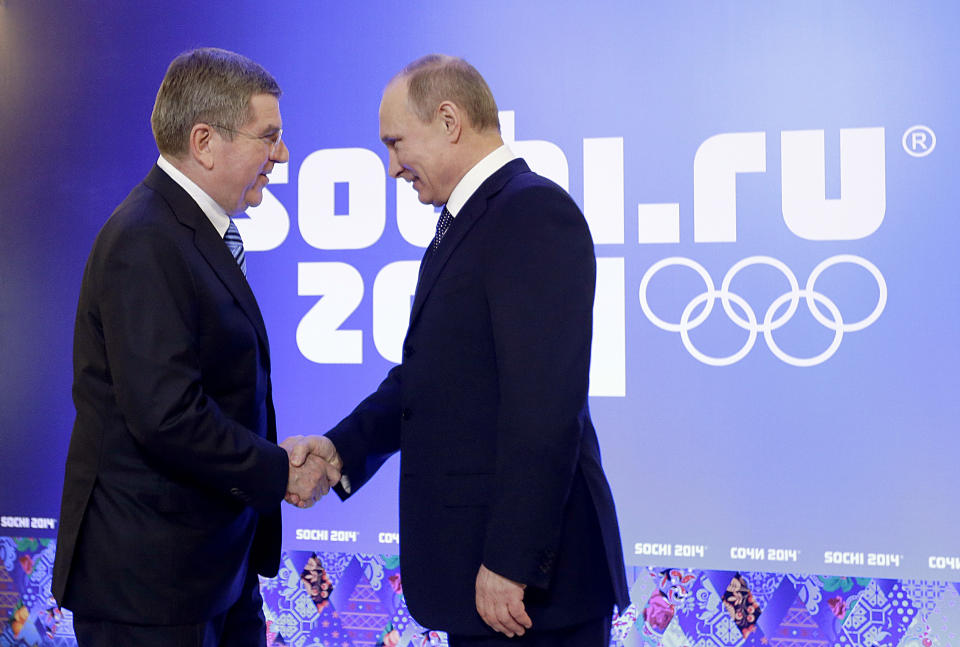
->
<box><xmin>327</xmin><ymin>159</ymin><xmax>630</xmax><ymax>636</ymax></box>
<box><xmin>53</xmin><ymin>165</ymin><xmax>289</xmax><ymax>625</ymax></box>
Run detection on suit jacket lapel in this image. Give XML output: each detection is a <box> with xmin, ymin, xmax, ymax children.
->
<box><xmin>143</xmin><ymin>166</ymin><xmax>271</xmax><ymax>362</ymax></box>
<box><xmin>408</xmin><ymin>158</ymin><xmax>531</xmax><ymax>328</ymax></box>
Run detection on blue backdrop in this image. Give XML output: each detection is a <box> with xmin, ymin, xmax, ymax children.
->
<box><xmin>1</xmin><ymin>0</ymin><xmax>958</xmax><ymax>598</ymax></box>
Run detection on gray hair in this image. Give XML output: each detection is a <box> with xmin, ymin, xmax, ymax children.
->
<box><xmin>151</xmin><ymin>47</ymin><xmax>281</xmax><ymax>156</ymax></box>
<box><xmin>397</xmin><ymin>54</ymin><xmax>499</xmax><ymax>132</ymax></box>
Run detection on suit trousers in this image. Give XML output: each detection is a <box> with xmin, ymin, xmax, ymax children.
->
<box><xmin>446</xmin><ymin>613</ymin><xmax>612</xmax><ymax>647</ymax></box>
<box><xmin>71</xmin><ymin>562</ymin><xmax>266</xmax><ymax>647</ymax></box>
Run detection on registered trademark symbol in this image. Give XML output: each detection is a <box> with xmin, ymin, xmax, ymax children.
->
<box><xmin>902</xmin><ymin>125</ymin><xmax>936</xmax><ymax>157</ymax></box>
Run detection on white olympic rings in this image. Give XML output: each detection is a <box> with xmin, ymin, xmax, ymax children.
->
<box><xmin>639</xmin><ymin>255</ymin><xmax>887</xmax><ymax>367</ymax></box>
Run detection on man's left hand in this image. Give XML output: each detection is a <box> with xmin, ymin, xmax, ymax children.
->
<box><xmin>475</xmin><ymin>564</ymin><xmax>532</xmax><ymax>637</ymax></box>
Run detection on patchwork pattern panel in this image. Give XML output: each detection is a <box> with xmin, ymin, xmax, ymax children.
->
<box><xmin>2</xmin><ymin>538</ymin><xmax>957</xmax><ymax>647</ymax></box>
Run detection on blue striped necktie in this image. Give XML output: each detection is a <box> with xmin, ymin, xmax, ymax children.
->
<box><xmin>224</xmin><ymin>218</ymin><xmax>247</xmax><ymax>276</ymax></box>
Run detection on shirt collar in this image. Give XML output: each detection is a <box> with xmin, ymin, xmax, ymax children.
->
<box><xmin>156</xmin><ymin>155</ymin><xmax>232</xmax><ymax>237</ymax></box>
<box><xmin>445</xmin><ymin>144</ymin><xmax>515</xmax><ymax>217</ymax></box>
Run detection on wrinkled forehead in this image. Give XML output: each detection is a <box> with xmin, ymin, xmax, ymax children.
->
<box><xmin>379</xmin><ymin>79</ymin><xmax>410</xmax><ymax>116</ymax></box>
<box><xmin>246</xmin><ymin>93</ymin><xmax>282</xmax><ymax>129</ymax></box>
<box><xmin>379</xmin><ymin>80</ymin><xmax>414</xmax><ymax>138</ymax></box>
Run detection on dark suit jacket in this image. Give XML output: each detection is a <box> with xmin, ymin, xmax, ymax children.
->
<box><xmin>327</xmin><ymin>158</ymin><xmax>630</xmax><ymax>635</ymax></box>
<box><xmin>52</xmin><ymin>165</ymin><xmax>289</xmax><ymax>625</ymax></box>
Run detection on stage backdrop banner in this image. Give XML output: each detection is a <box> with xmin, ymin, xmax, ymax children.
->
<box><xmin>1</xmin><ymin>0</ymin><xmax>958</xmax><ymax>585</ymax></box>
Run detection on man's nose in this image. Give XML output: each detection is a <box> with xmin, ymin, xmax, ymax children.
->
<box><xmin>386</xmin><ymin>150</ymin><xmax>402</xmax><ymax>178</ymax></box>
<box><xmin>271</xmin><ymin>139</ymin><xmax>290</xmax><ymax>163</ymax></box>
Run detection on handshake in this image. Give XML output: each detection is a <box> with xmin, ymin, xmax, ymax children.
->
<box><xmin>280</xmin><ymin>435</ymin><xmax>343</xmax><ymax>508</ymax></box>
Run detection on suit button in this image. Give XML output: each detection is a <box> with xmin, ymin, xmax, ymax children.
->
<box><xmin>538</xmin><ymin>549</ymin><xmax>556</xmax><ymax>574</ymax></box>
<box><xmin>401</xmin><ymin>408</ymin><xmax>412</xmax><ymax>421</ymax></box>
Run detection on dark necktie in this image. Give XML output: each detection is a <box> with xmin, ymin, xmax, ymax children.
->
<box><xmin>433</xmin><ymin>206</ymin><xmax>453</xmax><ymax>251</ymax></box>
<box><xmin>224</xmin><ymin>218</ymin><xmax>247</xmax><ymax>276</ymax></box>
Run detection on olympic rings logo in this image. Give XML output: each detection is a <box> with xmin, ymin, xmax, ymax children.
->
<box><xmin>639</xmin><ymin>255</ymin><xmax>887</xmax><ymax>367</ymax></box>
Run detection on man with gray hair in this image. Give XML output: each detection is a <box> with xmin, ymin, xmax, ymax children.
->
<box><xmin>315</xmin><ymin>54</ymin><xmax>630</xmax><ymax>645</ymax></box>
<box><xmin>52</xmin><ymin>47</ymin><xmax>339</xmax><ymax>647</ymax></box>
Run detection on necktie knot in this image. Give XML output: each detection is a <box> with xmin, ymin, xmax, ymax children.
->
<box><xmin>224</xmin><ymin>218</ymin><xmax>247</xmax><ymax>276</ymax></box>
<box><xmin>433</xmin><ymin>207</ymin><xmax>453</xmax><ymax>251</ymax></box>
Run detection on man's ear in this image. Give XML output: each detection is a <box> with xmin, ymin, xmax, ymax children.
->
<box><xmin>437</xmin><ymin>101</ymin><xmax>462</xmax><ymax>142</ymax></box>
<box><xmin>189</xmin><ymin>123</ymin><xmax>216</xmax><ymax>170</ymax></box>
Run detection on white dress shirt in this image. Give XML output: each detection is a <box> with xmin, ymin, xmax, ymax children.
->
<box><xmin>444</xmin><ymin>145</ymin><xmax>516</xmax><ymax>217</ymax></box>
<box><xmin>156</xmin><ymin>155</ymin><xmax>232</xmax><ymax>236</ymax></box>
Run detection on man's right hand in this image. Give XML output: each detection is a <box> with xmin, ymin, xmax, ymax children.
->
<box><xmin>281</xmin><ymin>435</ymin><xmax>343</xmax><ymax>508</ymax></box>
